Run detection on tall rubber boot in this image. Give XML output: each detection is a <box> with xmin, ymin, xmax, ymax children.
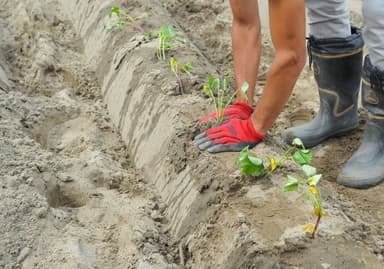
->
<box><xmin>337</xmin><ymin>56</ymin><xmax>384</xmax><ymax>188</ymax></box>
<box><xmin>283</xmin><ymin>28</ymin><xmax>364</xmax><ymax>148</ymax></box>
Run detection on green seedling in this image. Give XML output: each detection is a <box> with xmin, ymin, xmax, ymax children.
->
<box><xmin>283</xmin><ymin>164</ymin><xmax>326</xmax><ymax>239</ymax></box>
<box><xmin>157</xmin><ymin>25</ymin><xmax>187</xmax><ymax>60</ymax></box>
<box><xmin>169</xmin><ymin>57</ymin><xmax>192</xmax><ymax>95</ymax></box>
<box><xmin>105</xmin><ymin>6</ymin><xmax>153</xmax><ymax>42</ymax></box>
<box><xmin>237</xmin><ymin>137</ymin><xmax>311</xmax><ymax>177</ymax></box>
<box><xmin>203</xmin><ymin>77</ymin><xmax>249</xmax><ymax>123</ymax></box>
<box><xmin>237</xmin><ymin>138</ymin><xmax>326</xmax><ymax>238</ymax></box>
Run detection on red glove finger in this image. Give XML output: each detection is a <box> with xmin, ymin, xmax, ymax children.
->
<box><xmin>198</xmin><ymin>102</ymin><xmax>253</xmax><ymax>124</ymax></box>
<box><xmin>194</xmin><ymin>118</ymin><xmax>265</xmax><ymax>153</ymax></box>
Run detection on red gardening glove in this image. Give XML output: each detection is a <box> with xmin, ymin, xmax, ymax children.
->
<box><xmin>198</xmin><ymin>102</ymin><xmax>253</xmax><ymax>124</ymax></box>
<box><xmin>194</xmin><ymin>117</ymin><xmax>265</xmax><ymax>153</ymax></box>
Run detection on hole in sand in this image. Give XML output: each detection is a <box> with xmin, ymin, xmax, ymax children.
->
<box><xmin>34</xmin><ymin>115</ymin><xmax>72</xmax><ymax>148</ymax></box>
<box><xmin>22</xmin><ymin>111</ymin><xmax>74</xmax><ymax>149</ymax></box>
<box><xmin>46</xmin><ymin>184</ymin><xmax>87</xmax><ymax>208</ymax></box>
<box><xmin>288</xmin><ymin>108</ymin><xmax>314</xmax><ymax>126</ymax></box>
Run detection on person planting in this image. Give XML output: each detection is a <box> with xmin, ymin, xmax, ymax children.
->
<box><xmin>196</xmin><ymin>0</ymin><xmax>384</xmax><ymax>189</ymax></box>
<box><xmin>195</xmin><ymin>0</ymin><xmax>306</xmax><ymax>153</ymax></box>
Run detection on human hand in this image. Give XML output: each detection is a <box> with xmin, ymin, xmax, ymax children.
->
<box><xmin>194</xmin><ymin>117</ymin><xmax>265</xmax><ymax>153</ymax></box>
<box><xmin>198</xmin><ymin>102</ymin><xmax>253</xmax><ymax>124</ymax></box>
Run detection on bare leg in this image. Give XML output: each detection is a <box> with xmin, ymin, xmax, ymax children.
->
<box><xmin>230</xmin><ymin>0</ymin><xmax>261</xmax><ymax>105</ymax></box>
<box><xmin>252</xmin><ymin>0</ymin><xmax>306</xmax><ymax>134</ymax></box>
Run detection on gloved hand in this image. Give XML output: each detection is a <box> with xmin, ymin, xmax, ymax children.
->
<box><xmin>194</xmin><ymin>117</ymin><xmax>265</xmax><ymax>153</ymax></box>
<box><xmin>198</xmin><ymin>102</ymin><xmax>253</xmax><ymax>124</ymax></box>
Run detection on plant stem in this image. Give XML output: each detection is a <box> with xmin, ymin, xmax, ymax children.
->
<box><xmin>224</xmin><ymin>90</ymin><xmax>237</xmax><ymax>113</ymax></box>
<box><xmin>217</xmin><ymin>79</ymin><xmax>224</xmax><ymax>122</ymax></box>
<box><xmin>157</xmin><ymin>37</ymin><xmax>162</xmax><ymax>60</ymax></box>
<box><xmin>263</xmin><ymin>146</ymin><xmax>297</xmax><ymax>177</ymax></box>
<box><xmin>121</xmin><ymin>10</ymin><xmax>145</xmax><ymax>33</ymax></box>
<box><xmin>311</xmin><ymin>215</ymin><xmax>321</xmax><ymax>239</ymax></box>
<box><xmin>276</xmin><ymin>146</ymin><xmax>296</xmax><ymax>168</ymax></box>
<box><xmin>211</xmin><ymin>90</ymin><xmax>218</xmax><ymax>121</ymax></box>
<box><xmin>177</xmin><ymin>74</ymin><xmax>184</xmax><ymax>95</ymax></box>
<box><xmin>162</xmin><ymin>38</ymin><xmax>166</xmax><ymax>60</ymax></box>
<box><xmin>161</xmin><ymin>38</ymin><xmax>164</xmax><ymax>60</ymax></box>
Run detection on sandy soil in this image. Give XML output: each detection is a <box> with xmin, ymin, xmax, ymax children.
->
<box><xmin>0</xmin><ymin>0</ymin><xmax>383</xmax><ymax>268</ymax></box>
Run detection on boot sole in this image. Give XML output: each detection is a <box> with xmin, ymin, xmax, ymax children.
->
<box><xmin>337</xmin><ymin>174</ymin><xmax>384</xmax><ymax>189</ymax></box>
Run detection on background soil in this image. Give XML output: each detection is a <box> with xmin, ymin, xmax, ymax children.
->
<box><xmin>0</xmin><ymin>0</ymin><xmax>383</xmax><ymax>268</ymax></box>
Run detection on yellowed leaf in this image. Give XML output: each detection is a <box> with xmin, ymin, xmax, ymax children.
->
<box><xmin>312</xmin><ymin>208</ymin><xmax>327</xmax><ymax>217</ymax></box>
<box><xmin>270</xmin><ymin>157</ymin><xmax>277</xmax><ymax>172</ymax></box>
<box><xmin>302</xmin><ymin>224</ymin><xmax>314</xmax><ymax>233</ymax></box>
<box><xmin>310</xmin><ymin>185</ymin><xmax>318</xmax><ymax>195</ymax></box>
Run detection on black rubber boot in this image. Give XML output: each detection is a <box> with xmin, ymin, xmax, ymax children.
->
<box><xmin>337</xmin><ymin>56</ymin><xmax>384</xmax><ymax>189</ymax></box>
<box><xmin>283</xmin><ymin>28</ymin><xmax>364</xmax><ymax>148</ymax></box>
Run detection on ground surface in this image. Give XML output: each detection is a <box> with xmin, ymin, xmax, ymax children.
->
<box><xmin>0</xmin><ymin>0</ymin><xmax>383</xmax><ymax>268</ymax></box>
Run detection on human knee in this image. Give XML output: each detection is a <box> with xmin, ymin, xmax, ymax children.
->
<box><xmin>231</xmin><ymin>0</ymin><xmax>260</xmax><ymax>27</ymax></box>
<box><xmin>276</xmin><ymin>48</ymin><xmax>306</xmax><ymax>73</ymax></box>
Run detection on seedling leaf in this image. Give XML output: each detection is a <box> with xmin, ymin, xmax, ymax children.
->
<box><xmin>307</xmin><ymin>174</ymin><xmax>322</xmax><ymax>186</ymax></box>
<box><xmin>239</xmin><ymin>159</ymin><xmax>265</xmax><ymax>176</ymax></box>
<box><xmin>116</xmin><ymin>20</ymin><xmax>125</xmax><ymax>29</ymax></box>
<box><xmin>145</xmin><ymin>32</ymin><xmax>153</xmax><ymax>42</ymax></box>
<box><xmin>249</xmin><ymin>156</ymin><xmax>263</xmax><ymax>166</ymax></box>
<box><xmin>167</xmin><ymin>25</ymin><xmax>176</xmax><ymax>38</ymax></box>
<box><xmin>302</xmin><ymin>165</ymin><xmax>316</xmax><ymax>177</ymax></box>
<box><xmin>240</xmin><ymin>81</ymin><xmax>249</xmax><ymax>101</ymax></box>
<box><xmin>203</xmin><ymin>85</ymin><xmax>212</xmax><ymax>97</ymax></box>
<box><xmin>109</xmin><ymin>6</ymin><xmax>121</xmax><ymax>17</ymax></box>
<box><xmin>283</xmin><ymin>175</ymin><xmax>299</xmax><ymax>192</ymax></box>
<box><xmin>181</xmin><ymin>62</ymin><xmax>192</xmax><ymax>77</ymax></box>
<box><xmin>293</xmin><ymin>149</ymin><xmax>313</xmax><ymax>165</ymax></box>
<box><xmin>302</xmin><ymin>224</ymin><xmax>315</xmax><ymax>233</ymax></box>
<box><xmin>237</xmin><ymin>147</ymin><xmax>265</xmax><ymax>176</ymax></box>
<box><xmin>270</xmin><ymin>157</ymin><xmax>277</xmax><ymax>172</ymax></box>
<box><xmin>238</xmin><ymin>146</ymin><xmax>250</xmax><ymax>162</ymax></box>
<box><xmin>183</xmin><ymin>63</ymin><xmax>192</xmax><ymax>72</ymax></box>
<box><xmin>292</xmin><ymin>138</ymin><xmax>305</xmax><ymax>148</ymax></box>
<box><xmin>169</xmin><ymin>57</ymin><xmax>177</xmax><ymax>70</ymax></box>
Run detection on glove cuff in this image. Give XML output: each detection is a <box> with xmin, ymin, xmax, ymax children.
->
<box><xmin>233</xmin><ymin>102</ymin><xmax>254</xmax><ymax>114</ymax></box>
<box><xmin>246</xmin><ymin>118</ymin><xmax>266</xmax><ymax>141</ymax></box>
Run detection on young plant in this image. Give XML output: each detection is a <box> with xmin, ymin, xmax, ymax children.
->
<box><xmin>157</xmin><ymin>25</ymin><xmax>187</xmax><ymax>60</ymax></box>
<box><xmin>168</xmin><ymin>57</ymin><xmax>192</xmax><ymax>95</ymax></box>
<box><xmin>203</xmin><ymin>77</ymin><xmax>249</xmax><ymax>123</ymax></box>
<box><xmin>283</xmin><ymin>139</ymin><xmax>326</xmax><ymax>238</ymax></box>
<box><xmin>105</xmin><ymin>6</ymin><xmax>153</xmax><ymax>42</ymax></box>
<box><xmin>237</xmin><ymin>138</ymin><xmax>326</xmax><ymax>238</ymax></box>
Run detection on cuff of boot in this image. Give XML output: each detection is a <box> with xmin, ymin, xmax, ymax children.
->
<box><xmin>308</xmin><ymin>27</ymin><xmax>364</xmax><ymax>55</ymax></box>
